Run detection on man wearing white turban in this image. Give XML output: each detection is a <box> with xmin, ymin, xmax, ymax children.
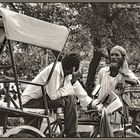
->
<box><xmin>95</xmin><ymin>45</ymin><xmax>140</xmax><ymax>128</ymax></box>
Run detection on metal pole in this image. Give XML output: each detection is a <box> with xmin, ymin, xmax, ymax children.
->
<box><xmin>41</xmin><ymin>85</ymin><xmax>52</xmax><ymax>137</ymax></box>
<box><xmin>8</xmin><ymin>40</ymin><xmax>23</xmax><ymax>110</ymax></box>
<box><xmin>44</xmin><ymin>52</ymin><xmax>61</xmax><ymax>85</ymax></box>
<box><xmin>44</xmin><ymin>31</ymin><xmax>69</xmax><ymax>85</ymax></box>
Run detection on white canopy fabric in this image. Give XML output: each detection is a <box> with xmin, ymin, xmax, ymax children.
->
<box><xmin>0</xmin><ymin>8</ymin><xmax>69</xmax><ymax>51</ymax></box>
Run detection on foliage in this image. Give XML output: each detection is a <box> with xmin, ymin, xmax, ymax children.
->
<box><xmin>0</xmin><ymin>2</ymin><xmax>140</xmax><ymax>81</ymax></box>
<box><xmin>67</xmin><ymin>3</ymin><xmax>140</xmax><ymax>64</ymax></box>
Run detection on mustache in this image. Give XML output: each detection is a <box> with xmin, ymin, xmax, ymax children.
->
<box><xmin>110</xmin><ymin>59</ymin><xmax>117</xmax><ymax>63</ymax></box>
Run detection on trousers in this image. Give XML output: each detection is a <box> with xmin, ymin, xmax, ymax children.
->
<box><xmin>22</xmin><ymin>95</ymin><xmax>78</xmax><ymax>137</ymax></box>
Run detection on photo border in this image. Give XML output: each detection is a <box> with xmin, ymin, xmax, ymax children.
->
<box><xmin>0</xmin><ymin>0</ymin><xmax>139</xmax><ymax>140</ymax></box>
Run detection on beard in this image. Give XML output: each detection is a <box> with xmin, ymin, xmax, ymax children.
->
<box><xmin>110</xmin><ymin>61</ymin><xmax>120</xmax><ymax>68</ymax></box>
<box><xmin>110</xmin><ymin>63</ymin><xmax>121</xmax><ymax>77</ymax></box>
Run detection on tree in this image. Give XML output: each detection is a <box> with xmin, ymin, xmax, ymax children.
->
<box><xmin>0</xmin><ymin>2</ymin><xmax>140</xmax><ymax>86</ymax></box>
<box><xmin>0</xmin><ymin>2</ymin><xmax>94</xmax><ymax>79</ymax></box>
<box><xmin>68</xmin><ymin>3</ymin><xmax>140</xmax><ymax>96</ymax></box>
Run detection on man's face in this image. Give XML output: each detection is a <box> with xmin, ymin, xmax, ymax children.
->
<box><xmin>110</xmin><ymin>49</ymin><xmax>123</xmax><ymax>68</ymax></box>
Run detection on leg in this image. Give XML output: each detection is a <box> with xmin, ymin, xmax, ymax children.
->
<box><xmin>63</xmin><ymin>95</ymin><xmax>78</xmax><ymax>137</ymax></box>
<box><xmin>45</xmin><ymin>95</ymin><xmax>78</xmax><ymax>137</ymax></box>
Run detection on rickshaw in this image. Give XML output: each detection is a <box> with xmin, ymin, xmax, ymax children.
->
<box><xmin>0</xmin><ymin>7</ymin><xmax>69</xmax><ymax>137</ymax></box>
<box><xmin>0</xmin><ymin>7</ymin><xmax>140</xmax><ymax>138</ymax></box>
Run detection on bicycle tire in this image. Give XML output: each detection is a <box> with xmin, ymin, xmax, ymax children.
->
<box><xmin>2</xmin><ymin>125</ymin><xmax>46</xmax><ymax>138</ymax></box>
<box><xmin>114</xmin><ymin>130</ymin><xmax>140</xmax><ymax>137</ymax></box>
<box><xmin>8</xmin><ymin>132</ymin><xmax>37</xmax><ymax>138</ymax></box>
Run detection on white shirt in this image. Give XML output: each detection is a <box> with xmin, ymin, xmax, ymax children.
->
<box><xmin>21</xmin><ymin>62</ymin><xmax>92</xmax><ymax>107</ymax></box>
<box><xmin>96</xmin><ymin>66</ymin><xmax>139</xmax><ymax>101</ymax></box>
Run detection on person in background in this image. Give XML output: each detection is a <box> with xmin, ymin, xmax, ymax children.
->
<box><xmin>95</xmin><ymin>45</ymin><xmax>140</xmax><ymax>129</ymax></box>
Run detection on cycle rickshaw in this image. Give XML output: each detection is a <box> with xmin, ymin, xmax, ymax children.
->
<box><xmin>0</xmin><ymin>7</ymin><xmax>140</xmax><ymax>138</ymax></box>
<box><xmin>0</xmin><ymin>7</ymin><xmax>69</xmax><ymax>137</ymax></box>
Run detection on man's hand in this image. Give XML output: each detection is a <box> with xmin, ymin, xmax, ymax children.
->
<box><xmin>90</xmin><ymin>99</ymin><xmax>103</xmax><ymax>112</ymax></box>
<box><xmin>125</xmin><ymin>78</ymin><xmax>138</xmax><ymax>85</ymax></box>
<box><xmin>71</xmin><ymin>67</ymin><xmax>81</xmax><ymax>85</ymax></box>
<box><xmin>91</xmin><ymin>99</ymin><xmax>100</xmax><ymax>107</ymax></box>
<box><xmin>96</xmin><ymin>104</ymin><xmax>103</xmax><ymax>112</ymax></box>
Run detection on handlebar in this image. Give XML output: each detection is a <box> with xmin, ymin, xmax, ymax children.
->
<box><xmin>85</xmin><ymin>108</ymin><xmax>99</xmax><ymax>114</ymax></box>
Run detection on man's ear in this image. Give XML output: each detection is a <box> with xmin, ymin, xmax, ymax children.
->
<box><xmin>72</xmin><ymin>67</ymin><xmax>75</xmax><ymax>73</ymax></box>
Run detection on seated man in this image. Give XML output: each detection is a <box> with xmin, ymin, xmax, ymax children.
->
<box><xmin>21</xmin><ymin>53</ymin><xmax>95</xmax><ymax>137</ymax></box>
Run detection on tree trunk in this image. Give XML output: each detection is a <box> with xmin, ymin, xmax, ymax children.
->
<box><xmin>85</xmin><ymin>36</ymin><xmax>103</xmax><ymax>97</ymax></box>
<box><xmin>85</xmin><ymin>49</ymin><xmax>102</xmax><ymax>97</ymax></box>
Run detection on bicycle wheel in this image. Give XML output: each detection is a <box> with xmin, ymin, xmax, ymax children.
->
<box><xmin>44</xmin><ymin>120</ymin><xmax>64</xmax><ymax>137</ymax></box>
<box><xmin>2</xmin><ymin>125</ymin><xmax>46</xmax><ymax>138</ymax></box>
<box><xmin>8</xmin><ymin>132</ymin><xmax>38</xmax><ymax>138</ymax></box>
<box><xmin>114</xmin><ymin>130</ymin><xmax>140</xmax><ymax>137</ymax></box>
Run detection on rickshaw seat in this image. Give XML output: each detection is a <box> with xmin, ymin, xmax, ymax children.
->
<box><xmin>0</xmin><ymin>106</ymin><xmax>47</xmax><ymax>118</ymax></box>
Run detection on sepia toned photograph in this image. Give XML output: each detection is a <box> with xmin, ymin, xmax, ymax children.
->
<box><xmin>0</xmin><ymin>2</ymin><xmax>140</xmax><ymax>138</ymax></box>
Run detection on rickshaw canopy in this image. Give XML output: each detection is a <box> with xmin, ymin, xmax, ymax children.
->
<box><xmin>0</xmin><ymin>7</ymin><xmax>69</xmax><ymax>51</ymax></box>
